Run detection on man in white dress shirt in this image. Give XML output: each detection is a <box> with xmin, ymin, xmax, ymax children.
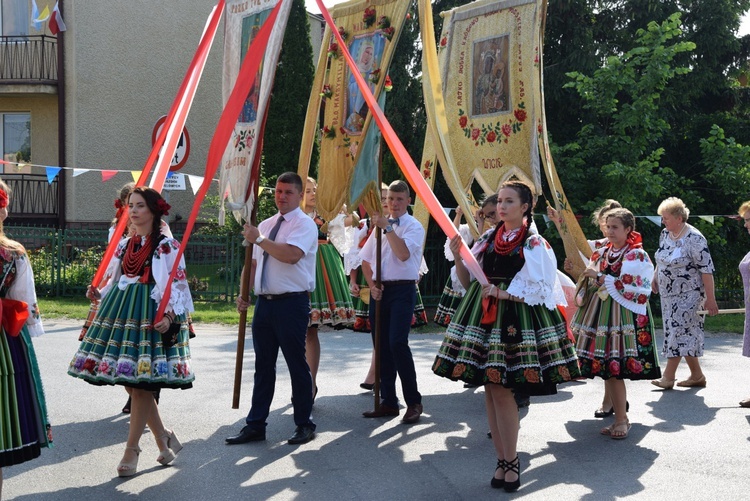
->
<box><xmin>360</xmin><ymin>180</ymin><xmax>425</xmax><ymax>423</ymax></box>
<box><xmin>226</xmin><ymin>172</ymin><xmax>319</xmax><ymax>445</ymax></box>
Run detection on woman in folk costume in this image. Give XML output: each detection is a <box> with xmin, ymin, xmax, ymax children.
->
<box><xmin>571</xmin><ymin>208</ymin><xmax>661</xmax><ymax>440</ymax></box>
<box><xmin>0</xmin><ymin>180</ymin><xmax>52</xmax><ymax>496</ymax></box>
<box><xmin>434</xmin><ymin>195</ymin><xmax>498</xmax><ymax>327</ymax></box>
<box><xmin>433</xmin><ymin>180</ymin><xmax>580</xmax><ymax>492</ymax></box>
<box><xmin>548</xmin><ymin>199</ymin><xmax>627</xmax><ymax>419</ymax></box>
<box><xmin>345</xmin><ymin>185</ymin><xmax>428</xmax><ymax>390</ymax></box>
<box><xmin>304</xmin><ymin>178</ymin><xmax>355</xmax><ymax>397</ymax></box>
<box><xmin>68</xmin><ymin>187</ymin><xmax>194</xmax><ymax>477</ymax></box>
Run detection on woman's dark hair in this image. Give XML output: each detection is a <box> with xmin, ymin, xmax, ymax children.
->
<box><xmin>499</xmin><ymin>179</ymin><xmax>535</xmax><ymax>231</ymax></box>
<box><xmin>128</xmin><ymin>186</ymin><xmax>167</xmax><ymax>240</ymax></box>
<box><xmin>481</xmin><ymin>193</ymin><xmax>498</xmax><ymax>209</ymax></box>
<box><xmin>606</xmin><ymin>208</ymin><xmax>636</xmax><ymax>234</ymax></box>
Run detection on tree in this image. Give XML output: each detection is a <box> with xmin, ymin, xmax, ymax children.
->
<box><xmin>557</xmin><ymin>13</ymin><xmax>695</xmax><ymax>217</ymax></box>
<box><xmin>263</xmin><ymin>0</ymin><xmax>317</xmax><ymax>180</ymax></box>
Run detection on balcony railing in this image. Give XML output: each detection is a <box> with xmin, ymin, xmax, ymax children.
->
<box><xmin>4</xmin><ymin>174</ymin><xmax>58</xmax><ymax>223</ymax></box>
<box><xmin>0</xmin><ymin>35</ymin><xmax>57</xmax><ymax>83</ymax></box>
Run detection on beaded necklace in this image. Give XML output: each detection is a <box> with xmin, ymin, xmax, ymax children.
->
<box><xmin>493</xmin><ymin>222</ymin><xmax>527</xmax><ymax>256</ymax></box>
<box><xmin>604</xmin><ymin>243</ymin><xmax>628</xmax><ymax>274</ymax></box>
<box><xmin>122</xmin><ymin>235</ymin><xmax>152</xmax><ymax>278</ymax></box>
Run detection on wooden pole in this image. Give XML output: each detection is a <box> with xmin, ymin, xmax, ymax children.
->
<box><xmin>372</xmin><ymin>148</ymin><xmax>384</xmax><ymax>412</ymax></box>
<box><xmin>232</xmin><ymin>243</ymin><xmax>254</xmax><ymax>409</ymax></box>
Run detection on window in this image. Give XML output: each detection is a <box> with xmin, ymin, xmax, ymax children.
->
<box><xmin>1</xmin><ymin>113</ymin><xmax>31</xmax><ymax>165</ymax></box>
<box><xmin>1</xmin><ymin>0</ymin><xmax>30</xmax><ymax>36</ymax></box>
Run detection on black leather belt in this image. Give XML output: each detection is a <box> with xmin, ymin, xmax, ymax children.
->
<box><xmin>260</xmin><ymin>291</ymin><xmax>308</xmax><ymax>301</ymax></box>
<box><xmin>381</xmin><ymin>280</ymin><xmax>416</xmax><ymax>286</ymax></box>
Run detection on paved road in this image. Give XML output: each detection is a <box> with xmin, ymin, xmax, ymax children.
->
<box><xmin>4</xmin><ymin>320</ymin><xmax>749</xmax><ymax>500</ymax></box>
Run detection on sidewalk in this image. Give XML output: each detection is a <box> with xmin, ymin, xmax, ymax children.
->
<box><xmin>5</xmin><ymin>320</ymin><xmax>749</xmax><ymax>500</ymax></box>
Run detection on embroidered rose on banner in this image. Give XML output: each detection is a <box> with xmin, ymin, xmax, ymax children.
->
<box><xmin>422</xmin><ymin>160</ymin><xmax>433</xmax><ymax>180</ymax></box>
<box><xmin>457</xmin><ymin>102</ymin><xmax>528</xmax><ymax>146</ymax></box>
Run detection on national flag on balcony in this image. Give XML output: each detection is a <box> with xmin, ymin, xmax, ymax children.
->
<box><xmin>31</xmin><ymin>1</ymin><xmax>50</xmax><ymax>30</ymax></box>
<box><xmin>50</xmin><ymin>2</ymin><xmax>67</xmax><ymax>35</ymax></box>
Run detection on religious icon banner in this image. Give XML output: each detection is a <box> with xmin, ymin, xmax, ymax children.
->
<box><xmin>220</xmin><ymin>0</ymin><xmax>292</xmax><ymax>224</ymax></box>
<box><xmin>418</xmin><ymin>0</ymin><xmax>543</xmax><ymax>238</ymax></box>
<box><xmin>298</xmin><ymin>0</ymin><xmax>410</xmax><ymax>220</ymax></box>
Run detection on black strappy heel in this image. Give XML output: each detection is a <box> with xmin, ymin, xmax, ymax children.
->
<box><xmin>503</xmin><ymin>455</ymin><xmax>521</xmax><ymax>492</ymax></box>
<box><xmin>491</xmin><ymin>458</ymin><xmax>507</xmax><ymax>488</ymax></box>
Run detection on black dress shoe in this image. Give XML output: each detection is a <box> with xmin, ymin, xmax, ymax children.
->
<box><xmin>288</xmin><ymin>426</ymin><xmax>315</xmax><ymax>445</ymax></box>
<box><xmin>362</xmin><ymin>405</ymin><xmax>399</xmax><ymax>418</ymax></box>
<box><xmin>225</xmin><ymin>425</ymin><xmax>265</xmax><ymax>444</ymax></box>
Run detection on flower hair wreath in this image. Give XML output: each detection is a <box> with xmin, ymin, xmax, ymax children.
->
<box><xmin>156</xmin><ymin>198</ymin><xmax>171</xmax><ymax>215</ymax></box>
<box><xmin>114</xmin><ymin>198</ymin><xmax>124</xmax><ymax>209</ymax></box>
<box><xmin>0</xmin><ymin>189</ymin><xmax>8</xmax><ymax>209</ymax></box>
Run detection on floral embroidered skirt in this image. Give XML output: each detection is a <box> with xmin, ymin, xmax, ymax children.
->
<box><xmin>310</xmin><ymin>243</ymin><xmax>355</xmax><ymax>328</ymax></box>
<box><xmin>68</xmin><ymin>282</ymin><xmax>194</xmax><ymax>390</ymax></box>
<box><xmin>432</xmin><ymin>281</ymin><xmax>581</xmax><ymax>395</ymax></box>
<box><xmin>350</xmin><ymin>269</ymin><xmax>427</xmax><ymax>332</ymax></box>
<box><xmin>433</xmin><ymin>276</ymin><xmax>464</xmax><ymax>327</ymax></box>
<box><xmin>571</xmin><ymin>288</ymin><xmax>661</xmax><ymax>380</ymax></box>
<box><xmin>0</xmin><ymin>326</ymin><xmax>52</xmax><ymax>467</ymax></box>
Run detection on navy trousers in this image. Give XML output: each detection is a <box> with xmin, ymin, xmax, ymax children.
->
<box><xmin>369</xmin><ymin>283</ymin><xmax>421</xmax><ymax>408</ymax></box>
<box><xmin>246</xmin><ymin>294</ymin><xmax>315</xmax><ymax>430</ymax></box>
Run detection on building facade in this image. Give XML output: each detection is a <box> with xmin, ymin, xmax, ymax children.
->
<box><xmin>0</xmin><ymin>0</ymin><xmax>324</xmax><ymax>228</ymax></box>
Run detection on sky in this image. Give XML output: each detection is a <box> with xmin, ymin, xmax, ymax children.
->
<box><xmin>307</xmin><ymin>1</ymin><xmax>750</xmax><ymax>37</ymax></box>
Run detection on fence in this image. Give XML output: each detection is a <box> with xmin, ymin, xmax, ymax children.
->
<box><xmin>5</xmin><ymin>223</ymin><xmax>745</xmax><ymax>310</ymax></box>
<box><xmin>7</xmin><ymin>226</ymin><xmax>245</xmax><ymax>302</ymax></box>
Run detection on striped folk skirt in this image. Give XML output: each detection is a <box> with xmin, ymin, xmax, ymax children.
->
<box><xmin>0</xmin><ymin>326</ymin><xmax>52</xmax><ymax>467</ymax></box>
<box><xmin>433</xmin><ymin>281</ymin><xmax>580</xmax><ymax>395</ymax></box>
<box><xmin>571</xmin><ymin>286</ymin><xmax>661</xmax><ymax>380</ymax></box>
<box><xmin>68</xmin><ymin>282</ymin><xmax>194</xmax><ymax>390</ymax></box>
<box><xmin>433</xmin><ymin>275</ymin><xmax>465</xmax><ymax>327</ymax></box>
<box><xmin>350</xmin><ymin>269</ymin><xmax>427</xmax><ymax>332</ymax></box>
<box><xmin>310</xmin><ymin>243</ymin><xmax>355</xmax><ymax>328</ymax></box>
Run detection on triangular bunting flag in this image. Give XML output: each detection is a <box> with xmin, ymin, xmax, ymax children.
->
<box><xmin>442</xmin><ymin>207</ymin><xmax>451</xmax><ymax>216</ymax></box>
<box><xmin>130</xmin><ymin>171</ymin><xmax>140</xmax><ymax>182</ymax></box>
<box><xmin>645</xmin><ymin>216</ymin><xmax>662</xmax><ymax>227</ymax></box>
<box><xmin>543</xmin><ymin>215</ymin><xmax>550</xmax><ymax>223</ymax></box>
<box><xmin>101</xmin><ymin>170</ymin><xmax>118</xmax><ymax>182</ymax></box>
<box><xmin>698</xmin><ymin>215</ymin><xmax>715</xmax><ymax>224</ymax></box>
<box><xmin>187</xmin><ymin>175</ymin><xmax>202</xmax><ymax>195</ymax></box>
<box><xmin>72</xmin><ymin>168</ymin><xmax>88</xmax><ymax>177</ymax></box>
<box><xmin>45</xmin><ymin>166</ymin><xmax>62</xmax><ymax>184</ymax></box>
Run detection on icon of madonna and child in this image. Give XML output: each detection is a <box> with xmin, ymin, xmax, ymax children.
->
<box><xmin>344</xmin><ymin>34</ymin><xmax>386</xmax><ymax>135</ymax></box>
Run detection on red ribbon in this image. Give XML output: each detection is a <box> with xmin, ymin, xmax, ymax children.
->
<box><xmin>0</xmin><ymin>298</ymin><xmax>29</xmax><ymax>337</ymax></box>
<box><xmin>155</xmin><ymin>0</ymin><xmax>282</xmax><ymax>322</ymax></box>
<box><xmin>90</xmin><ymin>2</ymin><xmax>225</xmax><ymax>289</ymax></box>
<box><xmin>314</xmin><ymin>0</ymin><xmax>488</xmax><ymax>286</ymax></box>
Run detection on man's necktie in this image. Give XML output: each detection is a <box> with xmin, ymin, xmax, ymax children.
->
<box><xmin>260</xmin><ymin>215</ymin><xmax>285</xmax><ymax>291</ymax></box>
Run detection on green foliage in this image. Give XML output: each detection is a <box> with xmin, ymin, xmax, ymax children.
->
<box><xmin>263</xmin><ymin>0</ymin><xmax>317</xmax><ymax>180</ymax></box>
<box><xmin>700</xmin><ymin>124</ymin><xmax>750</xmax><ymax>205</ymax></box>
<box><xmin>27</xmin><ymin>245</ymin><xmax>103</xmax><ymax>294</ymax></box>
<box><xmin>557</xmin><ymin>13</ymin><xmax>695</xmax><ymax>215</ymax></box>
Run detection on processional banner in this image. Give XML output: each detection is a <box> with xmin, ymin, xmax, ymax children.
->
<box><xmin>415</xmin><ymin>0</ymin><xmax>542</xmax><ymax>238</ymax></box>
<box><xmin>220</xmin><ymin>0</ymin><xmax>293</xmax><ymax>224</ymax></box>
<box><xmin>298</xmin><ymin>0</ymin><xmax>410</xmax><ymax>220</ymax></box>
<box><xmin>415</xmin><ymin>0</ymin><xmax>589</xmax><ymax>272</ymax></box>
